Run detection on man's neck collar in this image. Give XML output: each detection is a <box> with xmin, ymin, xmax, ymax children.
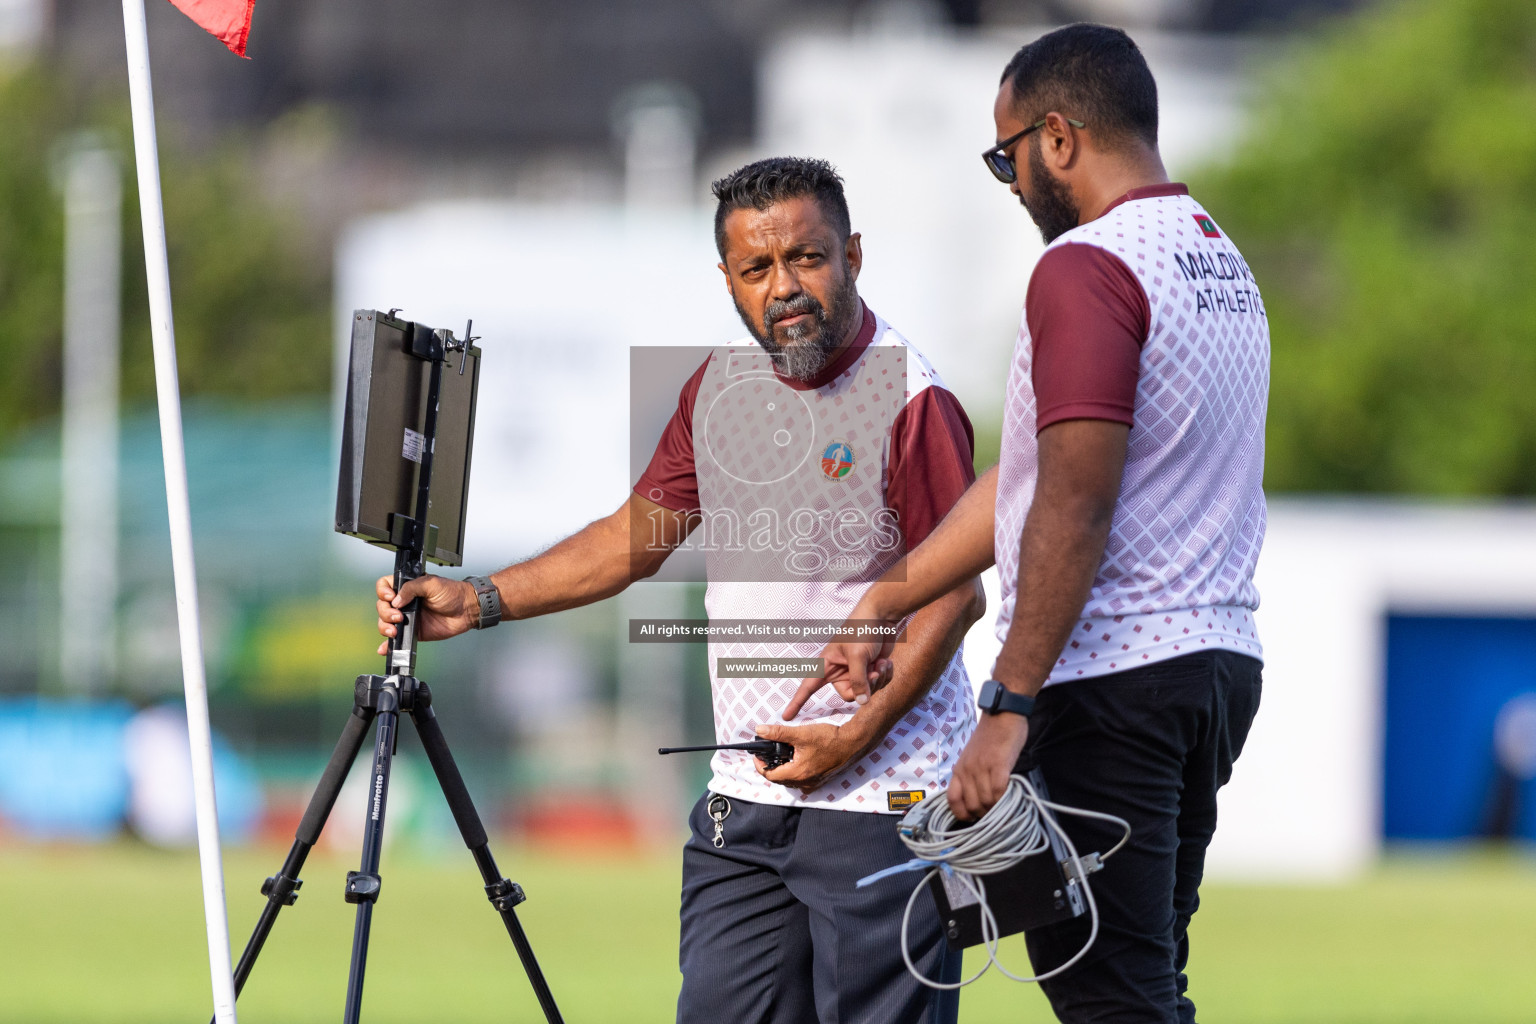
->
<box><xmin>1091</xmin><ymin>181</ymin><xmax>1189</xmax><ymax>221</ymax></box>
<box><xmin>1073</xmin><ymin>148</ymin><xmax>1176</xmax><ymax>223</ymax></box>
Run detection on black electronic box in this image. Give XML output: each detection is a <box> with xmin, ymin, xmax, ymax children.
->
<box><xmin>927</xmin><ymin>769</ymin><xmax>1090</xmax><ymax>949</ymax></box>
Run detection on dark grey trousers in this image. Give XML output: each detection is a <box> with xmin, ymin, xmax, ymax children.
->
<box><xmin>677</xmin><ymin>792</ymin><xmax>961</xmax><ymax>1024</ymax></box>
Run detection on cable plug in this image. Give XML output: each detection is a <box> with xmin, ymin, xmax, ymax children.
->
<box><xmin>1061</xmin><ymin>852</ymin><xmax>1104</xmax><ymax>884</ymax></box>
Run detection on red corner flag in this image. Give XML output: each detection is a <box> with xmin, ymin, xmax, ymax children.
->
<box><xmin>167</xmin><ymin>0</ymin><xmax>255</xmax><ymax>57</ymax></box>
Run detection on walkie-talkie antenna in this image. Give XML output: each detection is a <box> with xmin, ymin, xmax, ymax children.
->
<box><xmin>658</xmin><ymin>740</ymin><xmax>793</xmax><ymax>769</ymax></box>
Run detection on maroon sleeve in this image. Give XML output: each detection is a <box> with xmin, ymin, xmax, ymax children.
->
<box><xmin>1026</xmin><ymin>243</ymin><xmax>1148</xmax><ymax>431</ymax></box>
<box><xmin>633</xmin><ymin>357</ymin><xmax>709</xmax><ymax>514</ymax></box>
<box><xmin>886</xmin><ymin>386</ymin><xmax>977</xmax><ymax>549</ymax></box>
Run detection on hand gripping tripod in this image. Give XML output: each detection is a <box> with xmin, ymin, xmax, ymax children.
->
<box><xmin>220</xmin><ymin>325</ymin><xmax>563</xmax><ymax>1024</ymax></box>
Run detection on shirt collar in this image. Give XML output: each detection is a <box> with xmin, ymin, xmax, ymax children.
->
<box><xmin>1096</xmin><ymin>182</ymin><xmax>1190</xmax><ymax>220</ymax></box>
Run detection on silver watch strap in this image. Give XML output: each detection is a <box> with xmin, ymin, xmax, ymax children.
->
<box><xmin>464</xmin><ymin>575</ymin><xmax>501</xmax><ymax>630</ymax></box>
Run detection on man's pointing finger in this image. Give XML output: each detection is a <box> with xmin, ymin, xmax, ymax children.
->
<box><xmin>782</xmin><ymin>675</ymin><xmax>825</xmax><ymax>721</ymax></box>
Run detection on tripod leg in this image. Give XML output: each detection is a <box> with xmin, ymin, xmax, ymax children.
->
<box><xmin>342</xmin><ymin>685</ymin><xmax>400</xmax><ymax>1024</ymax></box>
<box><xmin>412</xmin><ymin>703</ymin><xmax>566</xmax><ymax>1024</ymax></box>
<box><xmin>216</xmin><ymin>703</ymin><xmax>375</xmax><ymax>1023</ymax></box>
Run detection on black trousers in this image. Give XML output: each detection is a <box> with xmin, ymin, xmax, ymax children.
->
<box><xmin>1018</xmin><ymin>650</ymin><xmax>1262</xmax><ymax>1023</ymax></box>
<box><xmin>675</xmin><ymin>793</ymin><xmax>961</xmax><ymax>1024</ymax></box>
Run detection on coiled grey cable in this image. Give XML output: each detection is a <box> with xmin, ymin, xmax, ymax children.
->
<box><xmin>883</xmin><ymin>773</ymin><xmax>1131</xmax><ymax>990</ymax></box>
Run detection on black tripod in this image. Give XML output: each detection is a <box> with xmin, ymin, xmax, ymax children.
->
<box><xmin>220</xmin><ymin>328</ymin><xmax>563</xmax><ymax>1024</ymax></box>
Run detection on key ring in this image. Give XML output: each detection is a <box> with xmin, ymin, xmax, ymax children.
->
<box><xmin>707</xmin><ymin>795</ymin><xmax>731</xmax><ymax>848</ymax></box>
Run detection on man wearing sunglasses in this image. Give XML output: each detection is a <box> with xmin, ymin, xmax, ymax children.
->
<box><xmin>798</xmin><ymin>23</ymin><xmax>1270</xmax><ymax>1024</ymax></box>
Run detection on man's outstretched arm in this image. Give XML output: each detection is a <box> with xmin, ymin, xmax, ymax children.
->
<box><xmin>376</xmin><ymin>492</ymin><xmax>693</xmax><ymax>652</ymax></box>
<box><xmin>784</xmin><ymin>464</ymin><xmax>998</xmax><ymax>717</ymax></box>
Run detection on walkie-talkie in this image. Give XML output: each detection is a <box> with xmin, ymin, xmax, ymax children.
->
<box><xmin>658</xmin><ymin>741</ymin><xmax>794</xmax><ymax>770</ymax></box>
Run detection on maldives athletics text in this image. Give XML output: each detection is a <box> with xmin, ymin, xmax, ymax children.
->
<box><xmin>1174</xmin><ymin>246</ymin><xmax>1266</xmax><ymax>318</ymax></box>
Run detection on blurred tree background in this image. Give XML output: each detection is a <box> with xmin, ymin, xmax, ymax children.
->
<box><xmin>0</xmin><ymin>63</ymin><xmax>330</xmax><ymax>446</ymax></box>
<box><xmin>1198</xmin><ymin>0</ymin><xmax>1536</xmax><ymax>495</ymax></box>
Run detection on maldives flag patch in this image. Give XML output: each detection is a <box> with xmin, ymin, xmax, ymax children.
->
<box><xmin>1193</xmin><ymin>214</ymin><xmax>1221</xmax><ymax>238</ymax></box>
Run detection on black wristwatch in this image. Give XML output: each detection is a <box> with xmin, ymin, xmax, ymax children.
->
<box><xmin>978</xmin><ymin>679</ymin><xmax>1035</xmax><ymax>718</ymax></box>
<box><xmin>464</xmin><ymin>575</ymin><xmax>502</xmax><ymax>630</ymax></box>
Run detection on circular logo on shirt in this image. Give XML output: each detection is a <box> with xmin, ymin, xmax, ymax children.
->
<box><xmin>820</xmin><ymin>440</ymin><xmax>855</xmax><ymax>480</ymax></box>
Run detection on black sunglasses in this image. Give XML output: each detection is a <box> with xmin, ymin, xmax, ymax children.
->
<box><xmin>981</xmin><ymin>117</ymin><xmax>1086</xmax><ymax>184</ymax></box>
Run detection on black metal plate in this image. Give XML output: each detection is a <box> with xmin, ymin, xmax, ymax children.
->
<box><xmin>334</xmin><ymin>310</ymin><xmax>480</xmax><ymax>566</ymax></box>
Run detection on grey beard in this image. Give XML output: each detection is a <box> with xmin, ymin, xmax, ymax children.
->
<box><xmin>735</xmin><ymin>271</ymin><xmax>859</xmax><ymax>382</ymax></box>
<box><xmin>762</xmin><ymin>327</ymin><xmax>841</xmax><ymax>381</ymax></box>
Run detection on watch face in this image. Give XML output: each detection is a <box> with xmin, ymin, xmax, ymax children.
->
<box><xmin>979</xmin><ymin>680</ymin><xmax>1031</xmax><ymax>717</ymax></box>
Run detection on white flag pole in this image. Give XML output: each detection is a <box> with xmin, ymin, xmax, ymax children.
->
<box><xmin>119</xmin><ymin>2</ymin><xmax>238</xmax><ymax>1021</ymax></box>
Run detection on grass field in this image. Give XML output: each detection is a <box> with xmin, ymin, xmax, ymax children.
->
<box><xmin>2</xmin><ymin>841</ymin><xmax>1534</xmax><ymax>1023</ymax></box>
